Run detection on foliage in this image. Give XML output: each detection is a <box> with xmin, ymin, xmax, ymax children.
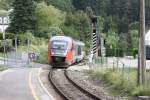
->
<box><xmin>88</xmin><ymin>68</ymin><xmax>150</xmax><ymax>96</ymax></box>
<box><xmin>0</xmin><ymin>39</ymin><xmax>12</xmax><ymax>52</ymax></box>
<box><xmin>34</xmin><ymin>44</ymin><xmax>48</xmax><ymax>64</ymax></box>
<box><xmin>128</xmin><ymin>30</ymin><xmax>139</xmax><ymax>49</ymax></box>
<box><xmin>45</xmin><ymin>0</ymin><xmax>74</xmax><ymax>12</ymax></box>
<box><xmin>106</xmin><ymin>31</ymin><xmax>119</xmax><ymax>49</ymax></box>
<box><xmin>131</xmin><ymin>86</ymin><xmax>150</xmax><ymax>96</ymax></box>
<box><xmin>46</xmin><ymin>27</ymin><xmax>64</xmax><ymax>38</ymax></box>
<box><xmin>62</xmin><ymin>11</ymin><xmax>91</xmax><ymax>42</ymax></box>
<box><xmin>35</xmin><ymin>27</ymin><xmax>64</xmax><ymax>38</ymax></box>
<box><xmin>3</xmin><ymin>0</ymin><xmax>150</xmax><ymax>57</ymax></box>
<box><xmin>0</xmin><ymin>0</ymin><xmax>13</xmax><ymax>10</ymax></box>
<box><xmin>34</xmin><ymin>2</ymin><xmax>65</xmax><ymax>37</ymax></box>
<box><xmin>6</xmin><ymin>0</ymin><xmax>36</xmax><ymax>34</ymax></box>
<box><xmin>0</xmin><ymin>65</ymin><xmax>8</xmax><ymax>71</ymax></box>
<box><xmin>18</xmin><ymin>39</ymin><xmax>48</xmax><ymax>64</ymax></box>
<box><xmin>0</xmin><ymin>33</ymin><xmax>14</xmax><ymax>39</ymax></box>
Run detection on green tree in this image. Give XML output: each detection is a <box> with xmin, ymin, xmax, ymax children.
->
<box><xmin>62</xmin><ymin>11</ymin><xmax>90</xmax><ymax>41</ymax></box>
<box><xmin>0</xmin><ymin>0</ymin><xmax>13</xmax><ymax>10</ymax></box>
<box><xmin>45</xmin><ymin>0</ymin><xmax>73</xmax><ymax>12</ymax></box>
<box><xmin>104</xmin><ymin>16</ymin><xmax>118</xmax><ymax>33</ymax></box>
<box><xmin>118</xmin><ymin>33</ymin><xmax>128</xmax><ymax>56</ymax></box>
<box><xmin>105</xmin><ymin>31</ymin><xmax>119</xmax><ymax>56</ymax></box>
<box><xmin>34</xmin><ymin>2</ymin><xmax>65</xmax><ymax>36</ymax></box>
<box><xmin>7</xmin><ymin>0</ymin><xmax>36</xmax><ymax>34</ymax></box>
<box><xmin>128</xmin><ymin>29</ymin><xmax>138</xmax><ymax>49</ymax></box>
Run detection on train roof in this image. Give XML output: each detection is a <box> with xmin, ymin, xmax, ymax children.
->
<box><xmin>50</xmin><ymin>36</ymin><xmax>85</xmax><ymax>45</ymax></box>
<box><xmin>50</xmin><ymin>36</ymin><xmax>73</xmax><ymax>42</ymax></box>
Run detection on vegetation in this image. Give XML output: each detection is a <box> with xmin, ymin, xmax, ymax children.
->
<box><xmin>6</xmin><ymin>0</ymin><xmax>36</xmax><ymax>34</ymax></box>
<box><xmin>1</xmin><ymin>0</ymin><xmax>150</xmax><ymax>59</ymax></box>
<box><xmin>0</xmin><ymin>0</ymin><xmax>13</xmax><ymax>10</ymax></box>
<box><xmin>0</xmin><ymin>39</ymin><xmax>12</xmax><ymax>52</ymax></box>
<box><xmin>34</xmin><ymin>2</ymin><xmax>65</xmax><ymax>37</ymax></box>
<box><xmin>87</xmin><ymin>68</ymin><xmax>150</xmax><ymax>96</ymax></box>
<box><xmin>18</xmin><ymin>43</ymin><xmax>48</xmax><ymax>64</ymax></box>
<box><xmin>0</xmin><ymin>65</ymin><xmax>7</xmax><ymax>71</ymax></box>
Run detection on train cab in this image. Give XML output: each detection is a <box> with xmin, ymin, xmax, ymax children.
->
<box><xmin>48</xmin><ymin>36</ymin><xmax>85</xmax><ymax>67</ymax></box>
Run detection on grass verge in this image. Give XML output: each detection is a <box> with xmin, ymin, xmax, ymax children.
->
<box><xmin>87</xmin><ymin>68</ymin><xmax>150</xmax><ymax>96</ymax></box>
<box><xmin>0</xmin><ymin>52</ymin><xmax>4</xmax><ymax>58</ymax></box>
<box><xmin>0</xmin><ymin>65</ymin><xmax>8</xmax><ymax>71</ymax></box>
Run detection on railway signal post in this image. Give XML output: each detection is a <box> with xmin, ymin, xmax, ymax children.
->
<box><xmin>91</xmin><ymin>16</ymin><xmax>98</xmax><ymax>57</ymax></box>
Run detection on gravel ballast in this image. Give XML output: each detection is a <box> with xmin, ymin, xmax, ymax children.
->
<box><xmin>67</xmin><ymin>69</ymin><xmax>138</xmax><ymax>100</ymax></box>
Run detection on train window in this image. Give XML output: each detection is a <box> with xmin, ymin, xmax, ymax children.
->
<box><xmin>51</xmin><ymin>40</ymin><xmax>68</xmax><ymax>50</ymax></box>
<box><xmin>78</xmin><ymin>46</ymin><xmax>81</xmax><ymax>55</ymax></box>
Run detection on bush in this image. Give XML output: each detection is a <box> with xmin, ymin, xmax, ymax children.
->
<box><xmin>0</xmin><ymin>39</ymin><xmax>13</xmax><ymax>52</ymax></box>
<box><xmin>132</xmin><ymin>48</ymin><xmax>138</xmax><ymax>58</ymax></box>
<box><xmin>0</xmin><ymin>33</ymin><xmax>14</xmax><ymax>39</ymax></box>
<box><xmin>131</xmin><ymin>86</ymin><xmax>150</xmax><ymax>96</ymax></box>
<box><xmin>35</xmin><ymin>27</ymin><xmax>64</xmax><ymax>38</ymax></box>
<box><xmin>0</xmin><ymin>65</ymin><xmax>8</xmax><ymax>71</ymax></box>
<box><xmin>18</xmin><ymin>41</ymin><xmax>48</xmax><ymax>64</ymax></box>
<box><xmin>87</xmin><ymin>68</ymin><xmax>149</xmax><ymax>96</ymax></box>
<box><xmin>29</xmin><ymin>43</ymin><xmax>48</xmax><ymax>64</ymax></box>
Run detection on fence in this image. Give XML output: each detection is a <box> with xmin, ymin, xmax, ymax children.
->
<box><xmin>92</xmin><ymin>48</ymin><xmax>150</xmax><ymax>98</ymax></box>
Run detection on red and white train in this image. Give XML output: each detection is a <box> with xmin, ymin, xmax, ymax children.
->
<box><xmin>48</xmin><ymin>36</ymin><xmax>85</xmax><ymax>67</ymax></box>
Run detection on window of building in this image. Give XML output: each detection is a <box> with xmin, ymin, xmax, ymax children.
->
<box><xmin>4</xmin><ymin>17</ymin><xmax>8</xmax><ymax>24</ymax></box>
<box><xmin>0</xmin><ymin>17</ymin><xmax>2</xmax><ymax>24</ymax></box>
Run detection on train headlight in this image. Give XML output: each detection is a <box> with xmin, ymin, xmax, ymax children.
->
<box><xmin>63</xmin><ymin>52</ymin><xmax>67</xmax><ymax>56</ymax></box>
<box><xmin>51</xmin><ymin>52</ymin><xmax>55</xmax><ymax>55</ymax></box>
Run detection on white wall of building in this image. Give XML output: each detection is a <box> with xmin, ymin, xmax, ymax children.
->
<box><xmin>145</xmin><ymin>30</ymin><xmax>150</xmax><ymax>45</ymax></box>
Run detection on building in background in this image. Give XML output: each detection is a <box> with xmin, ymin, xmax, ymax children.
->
<box><xmin>0</xmin><ymin>9</ymin><xmax>10</xmax><ymax>33</ymax></box>
<box><xmin>145</xmin><ymin>30</ymin><xmax>150</xmax><ymax>60</ymax></box>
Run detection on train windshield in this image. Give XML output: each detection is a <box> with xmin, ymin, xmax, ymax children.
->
<box><xmin>51</xmin><ymin>41</ymin><xmax>68</xmax><ymax>50</ymax></box>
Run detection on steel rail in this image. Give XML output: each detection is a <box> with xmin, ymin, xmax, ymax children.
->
<box><xmin>64</xmin><ymin>69</ymin><xmax>102</xmax><ymax>100</ymax></box>
<box><xmin>48</xmin><ymin>68</ymin><xmax>69</xmax><ymax>100</ymax></box>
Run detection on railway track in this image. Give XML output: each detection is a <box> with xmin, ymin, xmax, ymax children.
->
<box><xmin>48</xmin><ymin>68</ymin><xmax>102</xmax><ymax>100</ymax></box>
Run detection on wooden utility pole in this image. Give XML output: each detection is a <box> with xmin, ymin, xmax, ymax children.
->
<box><xmin>139</xmin><ymin>0</ymin><xmax>146</xmax><ymax>85</ymax></box>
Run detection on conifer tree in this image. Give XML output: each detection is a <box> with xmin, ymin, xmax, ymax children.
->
<box><xmin>7</xmin><ymin>0</ymin><xmax>36</xmax><ymax>34</ymax></box>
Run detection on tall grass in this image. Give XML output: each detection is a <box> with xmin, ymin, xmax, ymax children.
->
<box><xmin>87</xmin><ymin>68</ymin><xmax>150</xmax><ymax>96</ymax></box>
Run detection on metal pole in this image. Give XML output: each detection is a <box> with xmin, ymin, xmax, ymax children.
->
<box><xmin>15</xmin><ymin>35</ymin><xmax>17</xmax><ymax>64</ymax></box>
<box><xmin>139</xmin><ymin>0</ymin><xmax>146</xmax><ymax>85</ymax></box>
<box><xmin>2</xmin><ymin>17</ymin><xmax>6</xmax><ymax>65</ymax></box>
<box><xmin>27</xmin><ymin>32</ymin><xmax>30</xmax><ymax>67</ymax></box>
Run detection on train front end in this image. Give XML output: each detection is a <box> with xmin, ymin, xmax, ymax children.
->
<box><xmin>48</xmin><ymin>36</ymin><xmax>73</xmax><ymax>67</ymax></box>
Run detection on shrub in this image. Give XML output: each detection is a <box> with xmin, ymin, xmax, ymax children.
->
<box><xmin>0</xmin><ymin>39</ymin><xmax>13</xmax><ymax>52</ymax></box>
<box><xmin>0</xmin><ymin>33</ymin><xmax>14</xmax><ymax>39</ymax></box>
<box><xmin>132</xmin><ymin>48</ymin><xmax>138</xmax><ymax>58</ymax></box>
<box><xmin>131</xmin><ymin>86</ymin><xmax>150</xmax><ymax>96</ymax></box>
<box><xmin>29</xmin><ymin>43</ymin><xmax>48</xmax><ymax>64</ymax></box>
<box><xmin>87</xmin><ymin>68</ymin><xmax>149</xmax><ymax>96</ymax></box>
<box><xmin>0</xmin><ymin>65</ymin><xmax>8</xmax><ymax>71</ymax></box>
